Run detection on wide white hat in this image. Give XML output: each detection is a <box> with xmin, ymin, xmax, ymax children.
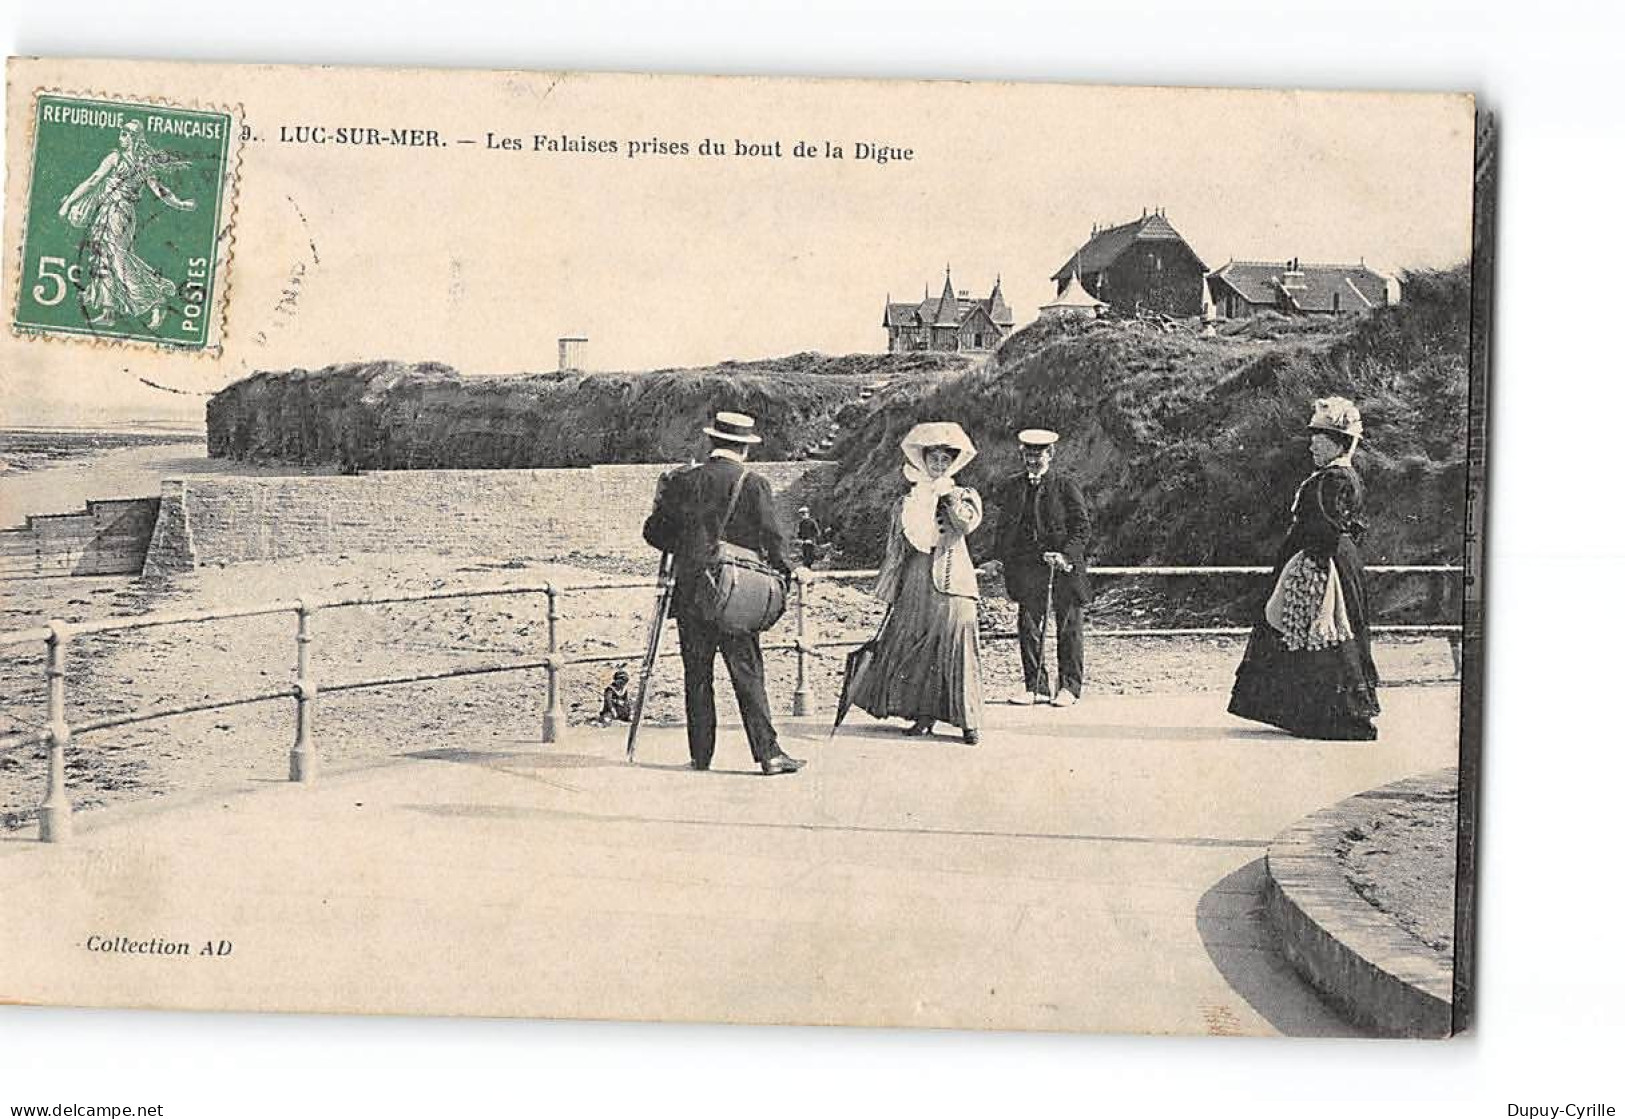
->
<box><xmin>1306</xmin><ymin>396</ymin><xmax>1364</xmax><ymax>441</ymax></box>
<box><xmin>1017</xmin><ymin>428</ymin><xmax>1060</xmax><ymax>448</ymax></box>
<box><xmin>703</xmin><ymin>410</ymin><xmax>763</xmax><ymax>444</ymax></box>
<box><xmin>900</xmin><ymin>421</ymin><xmax>977</xmax><ymax>477</ymax></box>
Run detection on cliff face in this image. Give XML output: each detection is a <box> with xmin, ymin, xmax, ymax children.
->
<box><xmin>205</xmin><ymin>272</ymin><xmax>1471</xmax><ymax>624</ymax></box>
<box><xmin>820</xmin><ymin>267</ymin><xmax>1472</xmax><ymax>621</ymax></box>
<box><xmin>206</xmin><ymin>351</ymin><xmax>974</xmax><ymax>469</ymax></box>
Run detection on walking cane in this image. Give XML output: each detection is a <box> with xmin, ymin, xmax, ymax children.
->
<box><xmin>1036</xmin><ymin>563</ymin><xmax>1056</xmax><ymax>701</ymax></box>
<box><xmin>626</xmin><ymin>552</ymin><xmax>676</xmax><ymax>764</ymax></box>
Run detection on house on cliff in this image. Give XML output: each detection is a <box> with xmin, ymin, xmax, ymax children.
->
<box><xmin>1048</xmin><ymin>210</ymin><xmax>1207</xmax><ymax>318</ymax></box>
<box><xmin>883</xmin><ymin>270</ymin><xmax>1014</xmax><ymax>353</ymax></box>
<box><xmin>1206</xmin><ymin>258</ymin><xmax>1396</xmax><ymax>318</ymax></box>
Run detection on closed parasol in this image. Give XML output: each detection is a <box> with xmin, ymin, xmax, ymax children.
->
<box><xmin>829</xmin><ymin>607</ymin><xmax>890</xmax><ymax>738</ymax></box>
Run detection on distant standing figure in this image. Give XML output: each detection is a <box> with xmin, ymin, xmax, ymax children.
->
<box><xmin>796</xmin><ymin>506</ymin><xmax>822</xmax><ymax>568</ymax></box>
<box><xmin>57</xmin><ymin>119</ymin><xmax>195</xmax><ymax>331</ymax></box>
<box><xmin>1229</xmin><ymin>396</ymin><xmax>1381</xmax><ymax>740</ymax></box>
<box><xmin>988</xmin><ymin>429</ymin><xmax>1093</xmax><ymax>707</ymax></box>
<box><xmin>642</xmin><ymin>411</ymin><xmax>808</xmax><ymax>775</ymax></box>
<box><xmin>848</xmin><ymin>422</ymin><xmax>985</xmax><ymax>744</ymax></box>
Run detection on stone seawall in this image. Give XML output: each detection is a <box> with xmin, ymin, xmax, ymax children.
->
<box><xmin>1</xmin><ymin>498</ymin><xmax>161</xmax><ymax>579</ymax></box>
<box><xmin>143</xmin><ymin>462</ymin><xmax>832</xmax><ymax>574</ymax></box>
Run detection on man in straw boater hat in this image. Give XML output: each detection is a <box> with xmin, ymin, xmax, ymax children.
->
<box><xmin>986</xmin><ymin>429</ymin><xmax>1094</xmax><ymax>707</ymax></box>
<box><xmin>642</xmin><ymin>411</ymin><xmax>807</xmax><ymax>775</ymax></box>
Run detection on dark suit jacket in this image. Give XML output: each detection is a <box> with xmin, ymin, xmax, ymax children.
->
<box><xmin>992</xmin><ymin>471</ymin><xmax>1093</xmax><ymax>601</ymax></box>
<box><xmin>642</xmin><ymin>457</ymin><xmax>794</xmax><ymax>605</ymax></box>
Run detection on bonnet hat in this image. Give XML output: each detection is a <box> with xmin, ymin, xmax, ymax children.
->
<box><xmin>900</xmin><ymin>421</ymin><xmax>977</xmax><ymax>479</ymax></box>
<box><xmin>898</xmin><ymin>422</ymin><xmax>978</xmax><ymax>553</ymax></box>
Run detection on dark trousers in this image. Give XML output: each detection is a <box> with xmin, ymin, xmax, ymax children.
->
<box><xmin>1012</xmin><ymin>572</ymin><xmax>1086</xmax><ymax>698</ymax></box>
<box><xmin>675</xmin><ymin>603</ymin><xmax>782</xmax><ymax>768</ymax></box>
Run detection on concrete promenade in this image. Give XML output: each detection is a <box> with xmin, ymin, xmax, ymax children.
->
<box><xmin>0</xmin><ymin>687</ymin><xmax>1458</xmax><ymax>1036</ymax></box>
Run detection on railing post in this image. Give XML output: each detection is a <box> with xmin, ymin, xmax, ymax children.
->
<box><xmin>38</xmin><ymin>620</ymin><xmax>73</xmax><ymax>843</ymax></box>
<box><xmin>542</xmin><ymin>583</ymin><xmax>565</xmax><ymax>743</ymax></box>
<box><xmin>289</xmin><ymin>599</ymin><xmax>318</xmax><ymax>782</ymax></box>
<box><xmin>1448</xmin><ymin>567</ymin><xmax>1465</xmax><ymax>677</ymax></box>
<box><xmin>793</xmin><ymin>571</ymin><xmax>815</xmax><ymax>716</ymax></box>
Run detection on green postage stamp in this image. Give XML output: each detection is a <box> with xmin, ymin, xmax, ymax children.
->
<box><xmin>12</xmin><ymin>93</ymin><xmax>235</xmax><ymax>350</ymax></box>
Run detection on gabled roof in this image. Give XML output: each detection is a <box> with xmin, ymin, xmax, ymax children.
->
<box><xmin>886</xmin><ymin>272</ymin><xmax>1014</xmax><ymax>331</ymax></box>
<box><xmin>1051</xmin><ymin>212</ymin><xmax>1203</xmax><ymax>282</ymax></box>
<box><xmin>883</xmin><ymin>301</ymin><xmax>920</xmax><ymax>327</ymax></box>
<box><xmin>988</xmin><ymin>276</ymin><xmax>1014</xmax><ymax>325</ymax></box>
<box><xmin>958</xmin><ymin>303</ymin><xmax>1000</xmax><ymax>331</ymax></box>
<box><xmin>1209</xmin><ymin>260</ymin><xmax>1390</xmax><ymax>312</ymax></box>
<box><xmin>933</xmin><ymin>274</ymin><xmax>961</xmax><ymax>325</ymax></box>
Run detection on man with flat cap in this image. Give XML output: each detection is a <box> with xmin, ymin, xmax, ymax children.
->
<box><xmin>987</xmin><ymin>428</ymin><xmax>1094</xmax><ymax>707</ymax></box>
<box><xmin>642</xmin><ymin>410</ymin><xmax>807</xmax><ymax>775</ymax></box>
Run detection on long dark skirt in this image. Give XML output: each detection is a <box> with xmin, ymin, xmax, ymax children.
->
<box><xmin>1229</xmin><ymin>540</ymin><xmax>1380</xmax><ymax>741</ymax></box>
<box><xmin>850</xmin><ymin>551</ymin><xmax>983</xmax><ymax>731</ymax></box>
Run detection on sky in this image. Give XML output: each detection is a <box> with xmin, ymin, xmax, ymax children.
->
<box><xmin>0</xmin><ymin>63</ymin><xmax>1475</xmax><ymax>425</ymax></box>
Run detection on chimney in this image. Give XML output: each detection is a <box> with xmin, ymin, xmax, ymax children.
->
<box><xmin>1279</xmin><ymin>258</ymin><xmax>1307</xmax><ymax>295</ymax></box>
<box><xmin>558</xmin><ymin>336</ymin><xmax>588</xmax><ymax>372</ymax></box>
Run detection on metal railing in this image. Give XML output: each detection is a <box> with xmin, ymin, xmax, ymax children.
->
<box><xmin>0</xmin><ymin>563</ymin><xmax>1462</xmax><ymax>843</ymax></box>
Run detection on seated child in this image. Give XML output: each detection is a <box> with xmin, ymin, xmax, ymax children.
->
<box><xmin>591</xmin><ymin>668</ymin><xmax>633</xmax><ymax>725</ymax></box>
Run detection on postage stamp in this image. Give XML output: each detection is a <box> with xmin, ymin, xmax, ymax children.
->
<box><xmin>11</xmin><ymin>93</ymin><xmax>234</xmax><ymax>350</ymax></box>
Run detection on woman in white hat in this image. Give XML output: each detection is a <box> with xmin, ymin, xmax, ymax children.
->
<box><xmin>848</xmin><ymin>422</ymin><xmax>985</xmax><ymax>744</ymax></box>
<box><xmin>1229</xmin><ymin>396</ymin><xmax>1380</xmax><ymax>740</ymax></box>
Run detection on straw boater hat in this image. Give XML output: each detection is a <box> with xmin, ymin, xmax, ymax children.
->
<box><xmin>1306</xmin><ymin>397</ymin><xmax>1364</xmax><ymax>444</ymax></box>
<box><xmin>900</xmin><ymin>421</ymin><xmax>977</xmax><ymax>478</ymax></box>
<box><xmin>704</xmin><ymin>410</ymin><xmax>763</xmax><ymax>444</ymax></box>
<box><xmin>1017</xmin><ymin>428</ymin><xmax>1060</xmax><ymax>448</ymax></box>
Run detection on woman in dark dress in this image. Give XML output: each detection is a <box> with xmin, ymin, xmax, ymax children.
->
<box><xmin>1229</xmin><ymin>396</ymin><xmax>1380</xmax><ymax>740</ymax></box>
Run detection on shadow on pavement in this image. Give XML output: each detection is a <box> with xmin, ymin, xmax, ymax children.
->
<box><xmin>403</xmin><ymin>747</ymin><xmax>621</xmax><ymax>769</ymax></box>
<box><xmin>400</xmin><ymin>798</ymin><xmax>1273</xmax><ymax>847</ymax></box>
<box><xmin>1195</xmin><ymin>857</ymin><xmax>1365</xmax><ymax>1038</ymax></box>
<box><xmin>998</xmin><ymin>722</ymin><xmax>1246</xmax><ymax>742</ymax></box>
<box><xmin>994</xmin><ymin>721</ymin><xmax>1307</xmax><ymax>743</ymax></box>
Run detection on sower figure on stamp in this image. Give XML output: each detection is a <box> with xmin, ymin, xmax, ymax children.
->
<box><xmin>985</xmin><ymin>429</ymin><xmax>1094</xmax><ymax>707</ymax></box>
<box><xmin>642</xmin><ymin>411</ymin><xmax>808</xmax><ymax>775</ymax></box>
